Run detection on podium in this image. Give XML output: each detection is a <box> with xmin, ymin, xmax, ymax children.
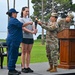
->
<box><xmin>57</xmin><ymin>29</ymin><xmax>75</xmax><ymax>69</ymax></box>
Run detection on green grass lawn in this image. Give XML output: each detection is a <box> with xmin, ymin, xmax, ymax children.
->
<box><xmin>1</xmin><ymin>39</ymin><xmax>48</xmax><ymax>65</ymax></box>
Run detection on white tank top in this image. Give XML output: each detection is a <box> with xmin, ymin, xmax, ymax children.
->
<box><xmin>20</xmin><ymin>17</ymin><xmax>33</xmax><ymax>39</ymax></box>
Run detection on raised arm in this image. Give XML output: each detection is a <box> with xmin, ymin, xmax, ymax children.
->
<box><xmin>22</xmin><ymin>22</ymin><xmax>33</xmax><ymax>27</ymax></box>
<box><xmin>38</xmin><ymin>21</ymin><xmax>58</xmax><ymax>31</ymax></box>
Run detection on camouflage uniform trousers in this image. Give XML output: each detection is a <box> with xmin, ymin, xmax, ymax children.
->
<box><xmin>46</xmin><ymin>41</ymin><xmax>59</xmax><ymax>66</ymax></box>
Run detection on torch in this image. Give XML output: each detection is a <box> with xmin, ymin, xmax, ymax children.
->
<box><xmin>35</xmin><ymin>17</ymin><xmax>38</xmax><ymax>35</ymax></box>
<box><xmin>35</xmin><ymin>17</ymin><xmax>38</xmax><ymax>29</ymax></box>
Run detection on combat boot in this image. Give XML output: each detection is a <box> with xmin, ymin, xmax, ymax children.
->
<box><xmin>50</xmin><ymin>66</ymin><xmax>57</xmax><ymax>72</ymax></box>
<box><xmin>47</xmin><ymin>64</ymin><xmax>53</xmax><ymax>71</ymax></box>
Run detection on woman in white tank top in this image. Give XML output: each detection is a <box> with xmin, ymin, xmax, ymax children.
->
<box><xmin>20</xmin><ymin>7</ymin><xmax>37</xmax><ymax>73</ymax></box>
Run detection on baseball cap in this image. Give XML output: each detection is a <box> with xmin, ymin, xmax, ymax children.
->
<box><xmin>6</xmin><ymin>8</ymin><xmax>19</xmax><ymax>14</ymax></box>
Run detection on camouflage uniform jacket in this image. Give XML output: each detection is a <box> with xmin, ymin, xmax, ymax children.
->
<box><xmin>41</xmin><ymin>21</ymin><xmax>59</xmax><ymax>50</ymax></box>
<box><xmin>41</xmin><ymin>21</ymin><xmax>59</xmax><ymax>66</ymax></box>
<box><xmin>58</xmin><ymin>18</ymin><xmax>71</xmax><ymax>31</ymax></box>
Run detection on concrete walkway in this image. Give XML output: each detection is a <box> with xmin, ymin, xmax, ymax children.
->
<box><xmin>0</xmin><ymin>62</ymin><xmax>75</xmax><ymax>75</ymax></box>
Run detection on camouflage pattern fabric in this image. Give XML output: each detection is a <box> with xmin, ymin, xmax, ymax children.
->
<box><xmin>40</xmin><ymin>18</ymin><xmax>71</xmax><ymax>66</ymax></box>
<box><xmin>58</xmin><ymin>18</ymin><xmax>71</xmax><ymax>31</ymax></box>
<box><xmin>41</xmin><ymin>21</ymin><xmax>59</xmax><ymax>66</ymax></box>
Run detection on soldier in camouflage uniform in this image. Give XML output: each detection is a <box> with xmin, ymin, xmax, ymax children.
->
<box><xmin>57</xmin><ymin>13</ymin><xmax>74</xmax><ymax>58</ymax></box>
<box><xmin>58</xmin><ymin>13</ymin><xmax>74</xmax><ymax>31</ymax></box>
<box><xmin>38</xmin><ymin>13</ymin><xmax>59</xmax><ymax>72</ymax></box>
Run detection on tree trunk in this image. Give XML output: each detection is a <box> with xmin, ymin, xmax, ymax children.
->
<box><xmin>7</xmin><ymin>0</ymin><xmax>9</xmax><ymax>20</ymax></box>
<box><xmin>41</xmin><ymin>0</ymin><xmax>45</xmax><ymax>45</ymax></box>
<box><xmin>13</xmin><ymin>0</ymin><xmax>15</xmax><ymax>8</ymax></box>
<box><xmin>7</xmin><ymin>0</ymin><xmax>9</xmax><ymax>12</ymax></box>
<box><xmin>28</xmin><ymin>0</ymin><xmax>29</xmax><ymax>17</ymax></box>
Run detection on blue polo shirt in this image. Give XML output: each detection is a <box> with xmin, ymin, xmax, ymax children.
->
<box><xmin>7</xmin><ymin>17</ymin><xmax>23</xmax><ymax>43</ymax></box>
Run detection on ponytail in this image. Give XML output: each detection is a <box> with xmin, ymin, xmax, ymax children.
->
<box><xmin>21</xmin><ymin>7</ymin><xmax>28</xmax><ymax>18</ymax></box>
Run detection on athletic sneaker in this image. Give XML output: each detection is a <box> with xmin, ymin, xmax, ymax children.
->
<box><xmin>27</xmin><ymin>67</ymin><xmax>34</xmax><ymax>73</ymax></box>
<box><xmin>8</xmin><ymin>70</ymin><xmax>21</xmax><ymax>75</ymax></box>
<box><xmin>21</xmin><ymin>68</ymin><xmax>29</xmax><ymax>73</ymax></box>
<box><xmin>21</xmin><ymin>67</ymin><xmax>34</xmax><ymax>73</ymax></box>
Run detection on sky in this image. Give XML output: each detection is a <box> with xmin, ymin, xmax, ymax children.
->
<box><xmin>0</xmin><ymin>0</ymin><xmax>75</xmax><ymax>32</ymax></box>
<box><xmin>0</xmin><ymin>0</ymin><xmax>34</xmax><ymax>32</ymax></box>
<box><xmin>72</xmin><ymin>0</ymin><xmax>75</xmax><ymax>4</ymax></box>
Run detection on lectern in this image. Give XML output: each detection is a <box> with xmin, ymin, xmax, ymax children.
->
<box><xmin>57</xmin><ymin>29</ymin><xmax>75</xmax><ymax>69</ymax></box>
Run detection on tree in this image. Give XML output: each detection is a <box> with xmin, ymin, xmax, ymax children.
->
<box><xmin>31</xmin><ymin>0</ymin><xmax>52</xmax><ymax>21</ymax></box>
<box><xmin>55</xmin><ymin>0</ymin><xmax>73</xmax><ymax>12</ymax></box>
<box><xmin>31</xmin><ymin>0</ymin><xmax>74</xmax><ymax>44</ymax></box>
<box><xmin>31</xmin><ymin>0</ymin><xmax>73</xmax><ymax>21</ymax></box>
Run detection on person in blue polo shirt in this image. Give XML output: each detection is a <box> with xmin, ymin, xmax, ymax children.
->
<box><xmin>6</xmin><ymin>8</ymin><xmax>33</xmax><ymax>75</ymax></box>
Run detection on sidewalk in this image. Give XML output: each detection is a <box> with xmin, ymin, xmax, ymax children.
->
<box><xmin>0</xmin><ymin>62</ymin><xmax>75</xmax><ymax>75</ymax></box>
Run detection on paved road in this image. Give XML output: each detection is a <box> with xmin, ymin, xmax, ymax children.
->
<box><xmin>0</xmin><ymin>62</ymin><xmax>75</xmax><ymax>75</ymax></box>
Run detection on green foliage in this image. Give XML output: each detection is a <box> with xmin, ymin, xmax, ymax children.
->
<box><xmin>31</xmin><ymin>0</ymin><xmax>52</xmax><ymax>21</ymax></box>
<box><xmin>55</xmin><ymin>0</ymin><xmax>72</xmax><ymax>10</ymax></box>
<box><xmin>71</xmin><ymin>4</ymin><xmax>75</xmax><ymax>11</ymax></box>
<box><xmin>31</xmin><ymin>0</ymin><xmax>41</xmax><ymax>3</ymax></box>
<box><xmin>31</xmin><ymin>0</ymin><xmax>73</xmax><ymax>21</ymax></box>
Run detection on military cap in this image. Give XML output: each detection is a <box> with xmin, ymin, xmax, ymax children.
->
<box><xmin>51</xmin><ymin>12</ymin><xmax>58</xmax><ymax>17</ymax></box>
<box><xmin>67</xmin><ymin>13</ymin><xmax>74</xmax><ymax>19</ymax></box>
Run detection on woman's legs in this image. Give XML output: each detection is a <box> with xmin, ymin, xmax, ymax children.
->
<box><xmin>21</xmin><ymin>43</ymin><xmax>28</xmax><ymax>69</ymax></box>
<box><xmin>21</xmin><ymin>43</ymin><xmax>33</xmax><ymax>68</ymax></box>
<box><xmin>21</xmin><ymin>43</ymin><xmax>33</xmax><ymax>73</ymax></box>
<box><xmin>25</xmin><ymin>44</ymin><xmax>33</xmax><ymax>68</ymax></box>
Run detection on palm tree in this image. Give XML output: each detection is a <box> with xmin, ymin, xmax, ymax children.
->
<box><xmin>41</xmin><ymin>0</ymin><xmax>45</xmax><ymax>45</ymax></box>
<box><xmin>28</xmin><ymin>0</ymin><xmax>29</xmax><ymax>17</ymax></box>
<box><xmin>13</xmin><ymin>0</ymin><xmax>15</xmax><ymax>8</ymax></box>
<box><xmin>28</xmin><ymin>0</ymin><xmax>29</xmax><ymax>8</ymax></box>
<box><xmin>7</xmin><ymin>0</ymin><xmax>9</xmax><ymax>11</ymax></box>
<box><xmin>7</xmin><ymin>0</ymin><xmax>9</xmax><ymax>21</ymax></box>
